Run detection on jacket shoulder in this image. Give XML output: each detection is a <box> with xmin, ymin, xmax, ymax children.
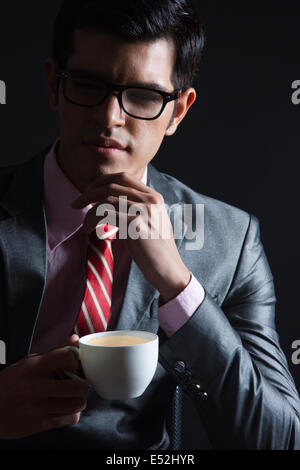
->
<box><xmin>159</xmin><ymin>171</ymin><xmax>252</xmax><ymax>232</ymax></box>
<box><xmin>0</xmin><ymin>145</ymin><xmax>51</xmax><ymax>201</ymax></box>
<box><xmin>0</xmin><ymin>163</ymin><xmax>20</xmax><ymax>199</ymax></box>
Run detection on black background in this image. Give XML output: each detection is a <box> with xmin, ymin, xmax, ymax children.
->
<box><xmin>0</xmin><ymin>2</ymin><xmax>299</xmax><ymax>449</ymax></box>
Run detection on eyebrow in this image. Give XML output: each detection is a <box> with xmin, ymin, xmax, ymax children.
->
<box><xmin>67</xmin><ymin>68</ymin><xmax>171</xmax><ymax>93</ymax></box>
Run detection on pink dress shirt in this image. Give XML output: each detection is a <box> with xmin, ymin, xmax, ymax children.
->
<box><xmin>30</xmin><ymin>140</ymin><xmax>204</xmax><ymax>353</ymax></box>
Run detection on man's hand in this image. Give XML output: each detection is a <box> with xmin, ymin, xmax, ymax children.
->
<box><xmin>72</xmin><ymin>172</ymin><xmax>191</xmax><ymax>303</ymax></box>
<box><xmin>0</xmin><ymin>336</ymin><xmax>88</xmax><ymax>440</ymax></box>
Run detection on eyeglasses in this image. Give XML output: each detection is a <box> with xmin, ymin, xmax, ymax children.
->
<box><xmin>57</xmin><ymin>70</ymin><xmax>181</xmax><ymax>120</ymax></box>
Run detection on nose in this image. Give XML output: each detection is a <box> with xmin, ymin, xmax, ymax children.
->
<box><xmin>91</xmin><ymin>92</ymin><xmax>126</xmax><ymax>128</ymax></box>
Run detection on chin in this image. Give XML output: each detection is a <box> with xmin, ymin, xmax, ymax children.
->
<box><xmin>90</xmin><ymin>162</ymin><xmax>128</xmax><ymax>179</ymax></box>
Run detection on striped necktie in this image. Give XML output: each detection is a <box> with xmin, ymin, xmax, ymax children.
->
<box><xmin>75</xmin><ymin>224</ymin><xmax>118</xmax><ymax>337</ymax></box>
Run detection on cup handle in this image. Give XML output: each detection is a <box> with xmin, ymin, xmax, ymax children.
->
<box><xmin>64</xmin><ymin>346</ymin><xmax>88</xmax><ymax>384</ymax></box>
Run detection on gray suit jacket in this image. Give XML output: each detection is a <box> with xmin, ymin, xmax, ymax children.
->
<box><xmin>0</xmin><ymin>146</ymin><xmax>299</xmax><ymax>450</ymax></box>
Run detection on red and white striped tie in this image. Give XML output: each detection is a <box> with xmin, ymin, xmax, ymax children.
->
<box><xmin>75</xmin><ymin>224</ymin><xmax>118</xmax><ymax>337</ymax></box>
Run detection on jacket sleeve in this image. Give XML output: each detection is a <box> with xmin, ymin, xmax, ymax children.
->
<box><xmin>159</xmin><ymin>214</ymin><xmax>300</xmax><ymax>449</ymax></box>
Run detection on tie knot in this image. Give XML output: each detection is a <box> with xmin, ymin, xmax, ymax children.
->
<box><xmin>89</xmin><ymin>224</ymin><xmax>118</xmax><ymax>243</ymax></box>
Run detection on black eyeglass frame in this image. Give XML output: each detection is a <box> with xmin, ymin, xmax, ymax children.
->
<box><xmin>57</xmin><ymin>70</ymin><xmax>181</xmax><ymax>121</ymax></box>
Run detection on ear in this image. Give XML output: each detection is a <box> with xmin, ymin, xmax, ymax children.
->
<box><xmin>165</xmin><ymin>88</ymin><xmax>197</xmax><ymax>136</ymax></box>
<box><xmin>44</xmin><ymin>58</ymin><xmax>60</xmax><ymax>112</ymax></box>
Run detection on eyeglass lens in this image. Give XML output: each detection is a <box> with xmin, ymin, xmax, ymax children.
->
<box><xmin>64</xmin><ymin>76</ymin><xmax>165</xmax><ymax>119</ymax></box>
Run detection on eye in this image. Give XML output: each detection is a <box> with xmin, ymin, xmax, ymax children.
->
<box><xmin>125</xmin><ymin>89</ymin><xmax>162</xmax><ymax>104</ymax></box>
<box><xmin>72</xmin><ymin>80</ymin><xmax>102</xmax><ymax>90</ymax></box>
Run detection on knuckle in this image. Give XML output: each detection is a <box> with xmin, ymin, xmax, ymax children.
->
<box><xmin>133</xmin><ymin>189</ymin><xmax>142</xmax><ymax>201</ymax></box>
<box><xmin>72</xmin><ymin>397</ymin><xmax>87</xmax><ymax>411</ymax></box>
<box><xmin>68</xmin><ymin>412</ymin><xmax>81</xmax><ymax>426</ymax></box>
<box><xmin>59</xmin><ymin>347</ymin><xmax>71</xmax><ymax>361</ymax></box>
<box><xmin>155</xmin><ymin>192</ymin><xmax>164</xmax><ymax>204</ymax></box>
<box><xmin>59</xmin><ymin>349</ymin><xmax>78</xmax><ymax>372</ymax></box>
<box><xmin>148</xmin><ymin>195</ymin><xmax>157</xmax><ymax>204</ymax></box>
<box><xmin>43</xmin><ymin>412</ymin><xmax>81</xmax><ymax>430</ymax></box>
<box><xmin>148</xmin><ymin>193</ymin><xmax>164</xmax><ymax>205</ymax></box>
<box><xmin>78</xmin><ymin>398</ymin><xmax>87</xmax><ymax>411</ymax></box>
<box><xmin>22</xmin><ymin>353</ymin><xmax>40</xmax><ymax>371</ymax></box>
<box><xmin>42</xmin><ymin>415</ymin><xmax>63</xmax><ymax>431</ymax></box>
<box><xmin>72</xmin><ymin>382</ymin><xmax>88</xmax><ymax>398</ymax></box>
<box><xmin>106</xmin><ymin>195</ymin><xmax>116</xmax><ymax>204</ymax></box>
<box><xmin>65</xmin><ymin>347</ymin><xmax>78</xmax><ymax>363</ymax></box>
<box><xmin>63</xmin><ymin>397</ymin><xmax>87</xmax><ymax>414</ymax></box>
<box><xmin>107</xmin><ymin>182</ymin><xmax>117</xmax><ymax>192</ymax></box>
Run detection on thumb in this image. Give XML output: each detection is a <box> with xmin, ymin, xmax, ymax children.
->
<box><xmin>62</xmin><ymin>334</ymin><xmax>80</xmax><ymax>348</ymax></box>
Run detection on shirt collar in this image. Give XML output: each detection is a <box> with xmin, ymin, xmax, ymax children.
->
<box><xmin>44</xmin><ymin>138</ymin><xmax>148</xmax><ymax>250</ymax></box>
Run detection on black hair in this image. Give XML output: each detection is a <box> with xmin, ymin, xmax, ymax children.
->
<box><xmin>53</xmin><ymin>0</ymin><xmax>205</xmax><ymax>89</ymax></box>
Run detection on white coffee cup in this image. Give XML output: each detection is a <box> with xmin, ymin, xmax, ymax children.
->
<box><xmin>68</xmin><ymin>330</ymin><xmax>158</xmax><ymax>400</ymax></box>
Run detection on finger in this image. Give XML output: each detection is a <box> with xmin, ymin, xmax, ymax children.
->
<box><xmin>72</xmin><ymin>171</ymin><xmax>152</xmax><ymax>209</ymax></box>
<box><xmin>45</xmin><ymin>397</ymin><xmax>87</xmax><ymax>415</ymax></box>
<box><xmin>42</xmin><ymin>412</ymin><xmax>81</xmax><ymax>432</ymax></box>
<box><xmin>72</xmin><ymin>186</ymin><xmax>111</xmax><ymax>209</ymax></box>
<box><xmin>69</xmin><ymin>334</ymin><xmax>79</xmax><ymax>347</ymax></box>
<box><xmin>72</xmin><ymin>182</ymin><xmax>150</xmax><ymax>209</ymax></box>
<box><xmin>32</xmin><ymin>348</ymin><xmax>81</xmax><ymax>376</ymax></box>
<box><xmin>61</xmin><ymin>334</ymin><xmax>80</xmax><ymax>348</ymax></box>
<box><xmin>86</xmin><ymin>172</ymin><xmax>151</xmax><ymax>194</ymax></box>
<box><xmin>40</xmin><ymin>378</ymin><xmax>89</xmax><ymax>398</ymax></box>
<box><xmin>8</xmin><ymin>412</ymin><xmax>82</xmax><ymax>438</ymax></box>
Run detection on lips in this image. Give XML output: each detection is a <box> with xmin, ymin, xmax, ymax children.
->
<box><xmin>83</xmin><ymin>138</ymin><xmax>126</xmax><ymax>150</ymax></box>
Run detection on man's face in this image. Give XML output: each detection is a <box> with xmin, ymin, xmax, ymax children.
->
<box><xmin>45</xmin><ymin>29</ymin><xmax>195</xmax><ymax>190</ymax></box>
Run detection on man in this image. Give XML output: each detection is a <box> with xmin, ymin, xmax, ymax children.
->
<box><xmin>0</xmin><ymin>0</ymin><xmax>299</xmax><ymax>450</ymax></box>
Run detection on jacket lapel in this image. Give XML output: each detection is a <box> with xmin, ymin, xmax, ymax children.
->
<box><xmin>114</xmin><ymin>164</ymin><xmax>186</xmax><ymax>333</ymax></box>
<box><xmin>0</xmin><ymin>149</ymin><xmax>48</xmax><ymax>363</ymax></box>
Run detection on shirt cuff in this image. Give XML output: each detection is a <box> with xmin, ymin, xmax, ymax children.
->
<box><xmin>157</xmin><ymin>273</ymin><xmax>205</xmax><ymax>337</ymax></box>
